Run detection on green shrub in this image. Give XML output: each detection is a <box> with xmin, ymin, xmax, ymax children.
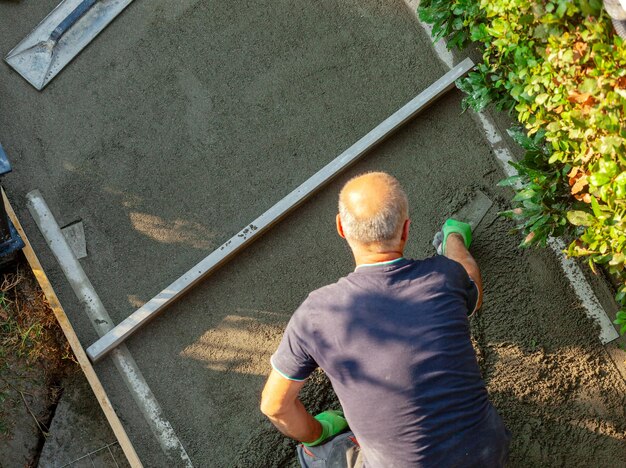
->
<box><xmin>418</xmin><ymin>0</ymin><xmax>626</xmax><ymax>334</ymax></box>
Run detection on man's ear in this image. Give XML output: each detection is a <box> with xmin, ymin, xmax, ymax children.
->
<box><xmin>401</xmin><ymin>219</ymin><xmax>410</xmax><ymax>241</ymax></box>
<box><xmin>336</xmin><ymin>214</ymin><xmax>346</xmax><ymax>239</ymax></box>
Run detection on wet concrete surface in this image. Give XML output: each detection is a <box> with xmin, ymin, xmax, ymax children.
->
<box><xmin>1</xmin><ymin>1</ymin><xmax>625</xmax><ymax>467</ymax></box>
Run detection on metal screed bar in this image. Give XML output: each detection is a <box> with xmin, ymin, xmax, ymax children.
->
<box><xmin>86</xmin><ymin>58</ymin><xmax>475</xmax><ymax>362</ymax></box>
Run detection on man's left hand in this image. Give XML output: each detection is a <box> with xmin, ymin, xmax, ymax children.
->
<box><xmin>303</xmin><ymin>410</ymin><xmax>349</xmax><ymax>446</ymax></box>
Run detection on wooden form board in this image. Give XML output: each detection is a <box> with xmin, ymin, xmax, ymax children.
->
<box><xmin>2</xmin><ymin>189</ymin><xmax>143</xmax><ymax>468</ymax></box>
<box><xmin>87</xmin><ymin>58</ymin><xmax>475</xmax><ymax>362</ymax></box>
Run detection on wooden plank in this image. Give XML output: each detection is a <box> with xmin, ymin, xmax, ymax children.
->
<box><xmin>87</xmin><ymin>58</ymin><xmax>475</xmax><ymax>362</ymax></box>
<box><xmin>2</xmin><ymin>189</ymin><xmax>144</xmax><ymax>468</ymax></box>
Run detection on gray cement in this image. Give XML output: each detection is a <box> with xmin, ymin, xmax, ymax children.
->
<box><xmin>1</xmin><ymin>1</ymin><xmax>625</xmax><ymax>467</ymax></box>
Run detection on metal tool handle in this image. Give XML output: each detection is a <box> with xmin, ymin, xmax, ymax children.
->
<box><xmin>50</xmin><ymin>0</ymin><xmax>98</xmax><ymax>43</ymax></box>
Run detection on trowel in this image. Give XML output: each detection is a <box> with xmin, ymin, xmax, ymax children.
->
<box><xmin>433</xmin><ymin>190</ymin><xmax>493</xmax><ymax>255</ymax></box>
<box><xmin>452</xmin><ymin>190</ymin><xmax>493</xmax><ymax>231</ymax></box>
<box><xmin>5</xmin><ymin>0</ymin><xmax>134</xmax><ymax>90</ymax></box>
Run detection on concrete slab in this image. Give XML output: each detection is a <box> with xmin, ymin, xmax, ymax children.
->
<box><xmin>1</xmin><ymin>1</ymin><xmax>625</xmax><ymax>467</ymax></box>
<box><xmin>39</xmin><ymin>374</ymin><xmax>131</xmax><ymax>468</ymax></box>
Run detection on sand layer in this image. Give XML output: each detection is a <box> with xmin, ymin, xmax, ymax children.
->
<box><xmin>0</xmin><ymin>1</ymin><xmax>624</xmax><ymax>466</ymax></box>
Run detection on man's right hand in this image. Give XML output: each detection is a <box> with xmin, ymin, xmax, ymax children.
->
<box><xmin>435</xmin><ymin>220</ymin><xmax>484</xmax><ymax>312</ymax></box>
<box><xmin>432</xmin><ymin>219</ymin><xmax>472</xmax><ymax>255</ymax></box>
<box><xmin>303</xmin><ymin>410</ymin><xmax>349</xmax><ymax>446</ymax></box>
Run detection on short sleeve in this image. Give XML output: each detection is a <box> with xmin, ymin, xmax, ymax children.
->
<box><xmin>270</xmin><ymin>306</ymin><xmax>318</xmax><ymax>381</ymax></box>
<box><xmin>466</xmin><ymin>278</ymin><xmax>479</xmax><ymax>315</ymax></box>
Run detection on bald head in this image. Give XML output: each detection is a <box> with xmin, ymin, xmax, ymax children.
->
<box><xmin>338</xmin><ymin>172</ymin><xmax>409</xmax><ymax>245</ymax></box>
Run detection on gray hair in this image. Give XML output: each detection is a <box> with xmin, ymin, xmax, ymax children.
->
<box><xmin>338</xmin><ymin>173</ymin><xmax>408</xmax><ymax>244</ymax></box>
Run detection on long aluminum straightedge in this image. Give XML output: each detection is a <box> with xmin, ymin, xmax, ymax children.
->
<box><xmin>86</xmin><ymin>58</ymin><xmax>476</xmax><ymax>362</ymax></box>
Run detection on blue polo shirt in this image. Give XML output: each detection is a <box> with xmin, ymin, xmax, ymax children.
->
<box><xmin>271</xmin><ymin>256</ymin><xmax>509</xmax><ymax>467</ymax></box>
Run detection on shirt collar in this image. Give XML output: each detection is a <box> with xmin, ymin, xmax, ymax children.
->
<box><xmin>354</xmin><ymin>257</ymin><xmax>406</xmax><ymax>271</ymax></box>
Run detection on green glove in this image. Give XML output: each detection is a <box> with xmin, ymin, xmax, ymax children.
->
<box><xmin>442</xmin><ymin>218</ymin><xmax>472</xmax><ymax>255</ymax></box>
<box><xmin>303</xmin><ymin>410</ymin><xmax>349</xmax><ymax>447</ymax></box>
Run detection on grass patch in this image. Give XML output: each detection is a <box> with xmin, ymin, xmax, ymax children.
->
<box><xmin>0</xmin><ymin>262</ymin><xmax>77</xmax><ymax>439</ymax></box>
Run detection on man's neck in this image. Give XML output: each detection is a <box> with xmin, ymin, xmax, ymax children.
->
<box><xmin>353</xmin><ymin>250</ymin><xmax>404</xmax><ymax>267</ymax></box>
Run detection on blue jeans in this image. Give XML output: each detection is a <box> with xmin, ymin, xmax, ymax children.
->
<box><xmin>297</xmin><ymin>431</ymin><xmax>363</xmax><ymax>468</ymax></box>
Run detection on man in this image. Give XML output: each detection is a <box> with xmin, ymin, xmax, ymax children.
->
<box><xmin>261</xmin><ymin>172</ymin><xmax>510</xmax><ymax>467</ymax></box>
